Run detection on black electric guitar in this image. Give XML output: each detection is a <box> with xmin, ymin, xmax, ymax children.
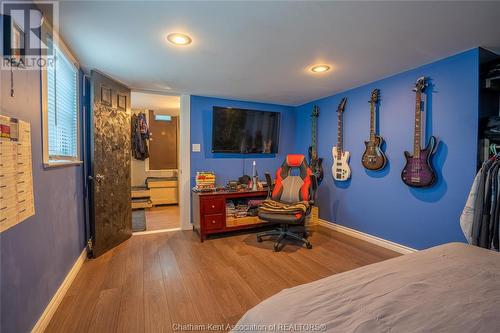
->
<box><xmin>401</xmin><ymin>77</ymin><xmax>437</xmax><ymax>187</ymax></box>
<box><xmin>362</xmin><ymin>89</ymin><xmax>387</xmax><ymax>170</ymax></box>
<box><xmin>308</xmin><ymin>105</ymin><xmax>324</xmax><ymax>185</ymax></box>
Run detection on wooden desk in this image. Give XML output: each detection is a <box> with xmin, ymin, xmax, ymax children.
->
<box><xmin>192</xmin><ymin>189</ymin><xmax>268</xmax><ymax>241</ymax></box>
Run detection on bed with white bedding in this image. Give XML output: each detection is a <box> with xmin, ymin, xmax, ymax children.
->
<box><xmin>233</xmin><ymin>243</ymin><xmax>500</xmax><ymax>332</ymax></box>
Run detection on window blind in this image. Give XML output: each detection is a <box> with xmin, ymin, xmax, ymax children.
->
<box><xmin>46</xmin><ymin>43</ymin><xmax>78</xmax><ymax>159</ymax></box>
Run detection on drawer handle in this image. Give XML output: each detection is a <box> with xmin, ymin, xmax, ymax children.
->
<box><xmin>211</xmin><ymin>220</ymin><xmax>216</xmax><ymax>224</ymax></box>
<box><xmin>1</xmin><ymin>206</ymin><xmax>7</xmax><ymax>210</ymax></box>
<box><xmin>18</xmin><ymin>199</ymin><xmax>26</xmax><ymax>204</ymax></box>
<box><xmin>211</xmin><ymin>205</ymin><xmax>215</xmax><ymax>208</ymax></box>
<box><xmin>0</xmin><ymin>218</ymin><xmax>7</xmax><ymax>223</ymax></box>
<box><xmin>19</xmin><ymin>209</ymin><xmax>26</xmax><ymax>213</ymax></box>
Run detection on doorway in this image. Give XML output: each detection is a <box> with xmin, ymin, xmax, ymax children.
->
<box><xmin>130</xmin><ymin>92</ymin><xmax>181</xmax><ymax>234</ymax></box>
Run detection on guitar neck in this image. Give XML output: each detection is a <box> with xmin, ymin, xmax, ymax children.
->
<box><xmin>413</xmin><ymin>91</ymin><xmax>422</xmax><ymax>158</ymax></box>
<box><xmin>337</xmin><ymin>112</ymin><xmax>343</xmax><ymax>157</ymax></box>
<box><xmin>369</xmin><ymin>102</ymin><xmax>375</xmax><ymax>142</ymax></box>
<box><xmin>311</xmin><ymin>116</ymin><xmax>317</xmax><ymax>158</ymax></box>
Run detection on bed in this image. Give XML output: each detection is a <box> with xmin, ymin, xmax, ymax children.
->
<box><xmin>234</xmin><ymin>243</ymin><xmax>500</xmax><ymax>332</ymax></box>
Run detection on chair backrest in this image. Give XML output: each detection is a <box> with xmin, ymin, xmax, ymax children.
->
<box><xmin>271</xmin><ymin>154</ymin><xmax>313</xmax><ymax>203</ymax></box>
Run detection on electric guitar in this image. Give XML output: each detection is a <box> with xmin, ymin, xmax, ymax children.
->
<box><xmin>401</xmin><ymin>77</ymin><xmax>437</xmax><ymax>187</ymax></box>
<box><xmin>332</xmin><ymin>97</ymin><xmax>351</xmax><ymax>181</ymax></box>
<box><xmin>362</xmin><ymin>89</ymin><xmax>387</xmax><ymax>170</ymax></box>
<box><xmin>308</xmin><ymin>105</ymin><xmax>324</xmax><ymax>185</ymax></box>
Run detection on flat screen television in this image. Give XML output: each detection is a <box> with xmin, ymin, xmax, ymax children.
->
<box><xmin>212</xmin><ymin>107</ymin><xmax>280</xmax><ymax>154</ymax></box>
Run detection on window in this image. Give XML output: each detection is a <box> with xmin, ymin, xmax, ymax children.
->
<box><xmin>42</xmin><ymin>33</ymin><xmax>81</xmax><ymax>166</ymax></box>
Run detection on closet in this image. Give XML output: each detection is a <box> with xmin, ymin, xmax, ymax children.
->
<box><xmin>462</xmin><ymin>48</ymin><xmax>500</xmax><ymax>252</ymax></box>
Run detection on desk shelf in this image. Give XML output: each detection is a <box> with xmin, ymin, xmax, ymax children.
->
<box><xmin>192</xmin><ymin>189</ymin><xmax>268</xmax><ymax>241</ymax></box>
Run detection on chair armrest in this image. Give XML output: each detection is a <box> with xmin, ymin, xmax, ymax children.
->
<box><xmin>265</xmin><ymin>172</ymin><xmax>273</xmax><ymax>198</ymax></box>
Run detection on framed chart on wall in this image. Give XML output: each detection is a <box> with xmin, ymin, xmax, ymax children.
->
<box><xmin>0</xmin><ymin>115</ymin><xmax>35</xmax><ymax>232</ymax></box>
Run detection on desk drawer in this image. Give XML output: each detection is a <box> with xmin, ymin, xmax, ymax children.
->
<box><xmin>203</xmin><ymin>213</ymin><xmax>224</xmax><ymax>230</ymax></box>
<box><xmin>201</xmin><ymin>198</ymin><xmax>225</xmax><ymax>214</ymax></box>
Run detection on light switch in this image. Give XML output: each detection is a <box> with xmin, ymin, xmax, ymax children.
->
<box><xmin>192</xmin><ymin>143</ymin><xmax>201</xmax><ymax>152</ymax></box>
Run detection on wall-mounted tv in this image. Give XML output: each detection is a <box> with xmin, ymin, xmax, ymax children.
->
<box><xmin>212</xmin><ymin>107</ymin><xmax>280</xmax><ymax>154</ymax></box>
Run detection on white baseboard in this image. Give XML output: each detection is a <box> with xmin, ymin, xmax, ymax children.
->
<box><xmin>31</xmin><ymin>248</ymin><xmax>87</xmax><ymax>333</ymax></box>
<box><xmin>317</xmin><ymin>219</ymin><xmax>417</xmax><ymax>254</ymax></box>
<box><xmin>133</xmin><ymin>227</ymin><xmax>181</xmax><ymax>236</ymax></box>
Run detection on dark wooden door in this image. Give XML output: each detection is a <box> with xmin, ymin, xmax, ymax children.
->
<box><xmin>148</xmin><ymin>111</ymin><xmax>178</xmax><ymax>170</ymax></box>
<box><xmin>88</xmin><ymin>70</ymin><xmax>131</xmax><ymax>257</ymax></box>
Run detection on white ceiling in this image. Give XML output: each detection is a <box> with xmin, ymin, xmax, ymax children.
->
<box><xmin>131</xmin><ymin>92</ymin><xmax>180</xmax><ymax>115</ymax></box>
<box><xmin>59</xmin><ymin>1</ymin><xmax>500</xmax><ymax>106</ymax></box>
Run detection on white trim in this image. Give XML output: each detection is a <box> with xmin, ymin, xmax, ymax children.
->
<box><xmin>133</xmin><ymin>227</ymin><xmax>181</xmax><ymax>236</ymax></box>
<box><xmin>41</xmin><ymin>20</ymin><xmax>81</xmax><ymax>167</ymax></box>
<box><xmin>317</xmin><ymin>219</ymin><xmax>417</xmax><ymax>254</ymax></box>
<box><xmin>179</xmin><ymin>95</ymin><xmax>191</xmax><ymax>231</ymax></box>
<box><xmin>43</xmin><ymin>160</ymin><xmax>83</xmax><ymax>168</ymax></box>
<box><xmin>31</xmin><ymin>249</ymin><xmax>87</xmax><ymax>333</ymax></box>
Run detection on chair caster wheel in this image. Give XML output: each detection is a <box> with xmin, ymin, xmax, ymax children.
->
<box><xmin>306</xmin><ymin>243</ymin><xmax>313</xmax><ymax>249</ymax></box>
<box><xmin>273</xmin><ymin>244</ymin><xmax>280</xmax><ymax>252</ymax></box>
<box><xmin>257</xmin><ymin>237</ymin><xmax>262</xmax><ymax>243</ymax></box>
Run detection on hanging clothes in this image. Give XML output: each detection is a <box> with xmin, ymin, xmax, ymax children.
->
<box><xmin>131</xmin><ymin>112</ymin><xmax>150</xmax><ymax>160</ymax></box>
<box><xmin>461</xmin><ymin>156</ymin><xmax>500</xmax><ymax>251</ymax></box>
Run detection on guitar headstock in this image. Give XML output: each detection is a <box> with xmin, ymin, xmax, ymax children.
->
<box><xmin>413</xmin><ymin>76</ymin><xmax>427</xmax><ymax>93</ymax></box>
<box><xmin>311</xmin><ymin>105</ymin><xmax>320</xmax><ymax>118</ymax></box>
<box><xmin>370</xmin><ymin>89</ymin><xmax>380</xmax><ymax>104</ymax></box>
<box><xmin>337</xmin><ymin>97</ymin><xmax>347</xmax><ymax>113</ymax></box>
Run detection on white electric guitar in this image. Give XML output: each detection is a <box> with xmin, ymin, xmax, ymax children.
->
<box><xmin>332</xmin><ymin>97</ymin><xmax>351</xmax><ymax>181</ymax></box>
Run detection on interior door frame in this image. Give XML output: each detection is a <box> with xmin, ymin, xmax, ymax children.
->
<box><xmin>179</xmin><ymin>94</ymin><xmax>191</xmax><ymax>230</ymax></box>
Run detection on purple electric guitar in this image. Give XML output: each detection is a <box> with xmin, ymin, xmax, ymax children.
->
<box><xmin>401</xmin><ymin>77</ymin><xmax>437</xmax><ymax>188</ymax></box>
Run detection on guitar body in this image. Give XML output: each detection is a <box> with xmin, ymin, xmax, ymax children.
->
<box><xmin>308</xmin><ymin>145</ymin><xmax>324</xmax><ymax>184</ymax></box>
<box><xmin>332</xmin><ymin>147</ymin><xmax>351</xmax><ymax>181</ymax></box>
<box><xmin>361</xmin><ymin>136</ymin><xmax>387</xmax><ymax>171</ymax></box>
<box><xmin>401</xmin><ymin>136</ymin><xmax>437</xmax><ymax>188</ymax></box>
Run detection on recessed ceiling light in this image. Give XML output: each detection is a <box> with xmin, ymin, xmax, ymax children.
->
<box><xmin>311</xmin><ymin>65</ymin><xmax>330</xmax><ymax>73</ymax></box>
<box><xmin>167</xmin><ymin>33</ymin><xmax>192</xmax><ymax>46</ymax></box>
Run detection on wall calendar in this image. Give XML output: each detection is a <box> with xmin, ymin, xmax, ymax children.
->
<box><xmin>0</xmin><ymin>115</ymin><xmax>35</xmax><ymax>232</ymax></box>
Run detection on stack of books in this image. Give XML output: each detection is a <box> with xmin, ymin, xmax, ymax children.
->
<box><xmin>194</xmin><ymin>172</ymin><xmax>216</xmax><ymax>191</ymax></box>
<box><xmin>226</xmin><ymin>201</ymin><xmax>236</xmax><ymax>218</ymax></box>
<box><xmin>235</xmin><ymin>204</ymin><xmax>249</xmax><ymax>218</ymax></box>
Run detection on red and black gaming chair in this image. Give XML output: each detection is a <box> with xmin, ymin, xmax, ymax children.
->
<box><xmin>257</xmin><ymin>154</ymin><xmax>317</xmax><ymax>252</ymax></box>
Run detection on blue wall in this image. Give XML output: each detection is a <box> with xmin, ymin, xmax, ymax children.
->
<box><xmin>0</xmin><ymin>55</ymin><xmax>86</xmax><ymax>331</ymax></box>
<box><xmin>190</xmin><ymin>96</ymin><xmax>295</xmax><ymax>187</ymax></box>
<box><xmin>294</xmin><ymin>49</ymin><xmax>479</xmax><ymax>250</ymax></box>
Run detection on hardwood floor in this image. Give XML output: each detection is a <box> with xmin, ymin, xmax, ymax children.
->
<box><xmin>46</xmin><ymin>225</ymin><xmax>399</xmax><ymax>333</ymax></box>
<box><xmin>144</xmin><ymin>205</ymin><xmax>180</xmax><ymax>231</ymax></box>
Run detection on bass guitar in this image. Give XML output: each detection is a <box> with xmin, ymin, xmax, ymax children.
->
<box><xmin>362</xmin><ymin>89</ymin><xmax>387</xmax><ymax>170</ymax></box>
<box><xmin>332</xmin><ymin>97</ymin><xmax>351</xmax><ymax>181</ymax></box>
<box><xmin>308</xmin><ymin>105</ymin><xmax>324</xmax><ymax>185</ymax></box>
<box><xmin>401</xmin><ymin>77</ymin><xmax>437</xmax><ymax>187</ymax></box>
